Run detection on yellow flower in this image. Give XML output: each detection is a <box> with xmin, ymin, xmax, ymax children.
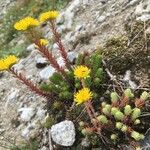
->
<box><xmin>0</xmin><ymin>55</ymin><xmax>18</xmax><ymax>71</ymax></box>
<box><xmin>74</xmin><ymin>88</ymin><xmax>93</xmax><ymax>105</ymax></box>
<box><xmin>39</xmin><ymin>10</ymin><xmax>59</xmax><ymax>23</ymax></box>
<box><xmin>40</xmin><ymin>39</ymin><xmax>49</xmax><ymax>46</ymax></box>
<box><xmin>74</xmin><ymin>65</ymin><xmax>91</xmax><ymax>79</ymax></box>
<box><xmin>14</xmin><ymin>17</ymin><xmax>39</xmax><ymax>31</ymax></box>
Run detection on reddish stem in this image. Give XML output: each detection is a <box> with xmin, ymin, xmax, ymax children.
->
<box><xmin>9</xmin><ymin>67</ymin><xmax>53</xmax><ymax>100</ymax></box>
<box><xmin>35</xmin><ymin>40</ymin><xmax>67</xmax><ymax>77</ymax></box>
<box><xmin>49</xmin><ymin>20</ymin><xmax>71</xmax><ymax>69</ymax></box>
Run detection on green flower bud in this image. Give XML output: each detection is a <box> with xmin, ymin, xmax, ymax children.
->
<box><xmin>121</xmin><ymin>125</ymin><xmax>128</xmax><ymax>132</ymax></box>
<box><xmin>97</xmin><ymin>115</ymin><xmax>108</xmax><ymax>124</ymax></box>
<box><xmin>101</xmin><ymin>102</ymin><xmax>107</xmax><ymax>107</ymax></box>
<box><xmin>124</xmin><ymin>105</ymin><xmax>132</xmax><ymax>115</ymax></box>
<box><xmin>94</xmin><ymin>77</ymin><xmax>101</xmax><ymax>85</ymax></box>
<box><xmin>116</xmin><ymin>122</ymin><xmax>123</xmax><ymax>129</ymax></box>
<box><xmin>110</xmin><ymin>134</ymin><xmax>118</xmax><ymax>140</ymax></box>
<box><xmin>96</xmin><ymin>68</ymin><xmax>103</xmax><ymax>77</ymax></box>
<box><xmin>140</xmin><ymin>91</ymin><xmax>149</xmax><ymax>101</ymax></box>
<box><xmin>111</xmin><ymin>92</ymin><xmax>119</xmax><ymax>103</ymax></box>
<box><xmin>140</xmin><ymin>134</ymin><xmax>145</xmax><ymax>140</ymax></box>
<box><xmin>134</xmin><ymin>119</ymin><xmax>141</xmax><ymax>125</ymax></box>
<box><xmin>124</xmin><ymin>89</ymin><xmax>134</xmax><ymax>98</ymax></box>
<box><xmin>79</xmin><ymin>121</ymin><xmax>85</xmax><ymax>127</ymax></box>
<box><xmin>131</xmin><ymin>131</ymin><xmax>144</xmax><ymax>141</ymax></box>
<box><xmin>114</xmin><ymin>111</ymin><xmax>125</xmax><ymax>121</ymax></box>
<box><xmin>105</xmin><ymin>104</ymin><xmax>111</xmax><ymax>111</ymax></box>
<box><xmin>131</xmin><ymin>108</ymin><xmax>141</xmax><ymax>120</ymax></box>
<box><xmin>102</xmin><ymin>107</ymin><xmax>110</xmax><ymax>115</ymax></box>
<box><xmin>81</xmin><ymin>128</ymin><xmax>92</xmax><ymax>135</ymax></box>
<box><xmin>111</xmin><ymin>107</ymin><xmax>119</xmax><ymax>115</ymax></box>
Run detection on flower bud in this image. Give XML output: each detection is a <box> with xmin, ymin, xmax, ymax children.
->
<box><xmin>102</xmin><ymin>107</ymin><xmax>110</xmax><ymax>115</ymax></box>
<box><xmin>111</xmin><ymin>92</ymin><xmax>119</xmax><ymax>103</ymax></box>
<box><xmin>131</xmin><ymin>131</ymin><xmax>144</xmax><ymax>141</ymax></box>
<box><xmin>116</xmin><ymin>122</ymin><xmax>123</xmax><ymax>129</ymax></box>
<box><xmin>114</xmin><ymin>111</ymin><xmax>125</xmax><ymax>121</ymax></box>
<box><xmin>121</xmin><ymin>125</ymin><xmax>127</xmax><ymax>132</ymax></box>
<box><xmin>131</xmin><ymin>108</ymin><xmax>141</xmax><ymax>120</ymax></box>
<box><xmin>124</xmin><ymin>105</ymin><xmax>132</xmax><ymax>115</ymax></box>
<box><xmin>111</xmin><ymin>134</ymin><xmax>118</xmax><ymax>140</ymax></box>
<box><xmin>81</xmin><ymin>128</ymin><xmax>92</xmax><ymax>135</ymax></box>
<box><xmin>101</xmin><ymin>102</ymin><xmax>107</xmax><ymax>108</ymax></box>
<box><xmin>134</xmin><ymin>119</ymin><xmax>141</xmax><ymax>125</ymax></box>
<box><xmin>111</xmin><ymin>107</ymin><xmax>119</xmax><ymax>115</ymax></box>
<box><xmin>97</xmin><ymin>115</ymin><xmax>108</xmax><ymax>124</ymax></box>
<box><xmin>136</xmin><ymin>147</ymin><xmax>141</xmax><ymax>150</ymax></box>
<box><xmin>105</xmin><ymin>104</ymin><xmax>111</xmax><ymax>111</ymax></box>
<box><xmin>75</xmin><ymin>82</ymin><xmax>81</xmax><ymax>89</ymax></box>
<box><xmin>94</xmin><ymin>78</ymin><xmax>101</xmax><ymax>85</ymax></box>
<box><xmin>79</xmin><ymin>121</ymin><xmax>85</xmax><ymax>127</ymax></box>
<box><xmin>124</xmin><ymin>89</ymin><xmax>134</xmax><ymax>98</ymax></box>
<box><xmin>140</xmin><ymin>91</ymin><xmax>149</xmax><ymax>101</ymax></box>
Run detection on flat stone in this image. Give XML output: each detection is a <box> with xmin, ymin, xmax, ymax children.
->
<box><xmin>18</xmin><ymin>107</ymin><xmax>35</xmax><ymax>122</ymax></box>
<box><xmin>39</xmin><ymin>66</ymin><xmax>55</xmax><ymax>80</ymax></box>
<box><xmin>51</xmin><ymin>120</ymin><xmax>75</xmax><ymax>146</ymax></box>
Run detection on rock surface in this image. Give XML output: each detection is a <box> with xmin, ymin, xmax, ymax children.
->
<box><xmin>51</xmin><ymin>120</ymin><xmax>75</xmax><ymax>146</ymax></box>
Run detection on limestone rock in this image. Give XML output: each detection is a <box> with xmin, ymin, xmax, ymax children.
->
<box><xmin>51</xmin><ymin>120</ymin><xmax>75</xmax><ymax>146</ymax></box>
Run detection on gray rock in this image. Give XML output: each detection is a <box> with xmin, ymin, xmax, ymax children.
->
<box><xmin>36</xmin><ymin>108</ymin><xmax>46</xmax><ymax>120</ymax></box>
<box><xmin>137</xmin><ymin>14</ymin><xmax>150</xmax><ymax>21</ymax></box>
<box><xmin>35</xmin><ymin>57</ymin><xmax>48</xmax><ymax>68</ymax></box>
<box><xmin>68</xmin><ymin>51</ymin><xmax>78</xmax><ymax>62</ymax></box>
<box><xmin>18</xmin><ymin>107</ymin><xmax>35</xmax><ymax>122</ymax></box>
<box><xmin>51</xmin><ymin>120</ymin><xmax>75</xmax><ymax>146</ymax></box>
<box><xmin>97</xmin><ymin>15</ymin><xmax>106</xmax><ymax>23</ymax></box>
<box><xmin>39</xmin><ymin>66</ymin><xmax>55</xmax><ymax>80</ymax></box>
<box><xmin>26</xmin><ymin>44</ymin><xmax>36</xmax><ymax>52</ymax></box>
<box><xmin>81</xmin><ymin>137</ymin><xmax>91</xmax><ymax>147</ymax></box>
<box><xmin>40</xmin><ymin>146</ymin><xmax>48</xmax><ymax>150</ymax></box>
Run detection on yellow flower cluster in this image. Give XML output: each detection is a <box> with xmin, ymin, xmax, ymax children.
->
<box><xmin>74</xmin><ymin>65</ymin><xmax>91</xmax><ymax>79</ymax></box>
<box><xmin>39</xmin><ymin>10</ymin><xmax>59</xmax><ymax>23</ymax></box>
<box><xmin>14</xmin><ymin>17</ymin><xmax>39</xmax><ymax>31</ymax></box>
<box><xmin>74</xmin><ymin>65</ymin><xmax>92</xmax><ymax>105</ymax></box>
<box><xmin>0</xmin><ymin>55</ymin><xmax>18</xmax><ymax>71</ymax></box>
<box><xmin>74</xmin><ymin>88</ymin><xmax>93</xmax><ymax>105</ymax></box>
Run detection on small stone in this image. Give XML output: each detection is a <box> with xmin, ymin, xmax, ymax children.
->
<box><xmin>18</xmin><ymin>107</ymin><xmax>35</xmax><ymax>122</ymax></box>
<box><xmin>136</xmin><ymin>14</ymin><xmax>150</xmax><ymax>22</ymax></box>
<box><xmin>81</xmin><ymin>137</ymin><xmax>90</xmax><ymax>147</ymax></box>
<box><xmin>39</xmin><ymin>66</ymin><xmax>55</xmax><ymax>80</ymax></box>
<box><xmin>97</xmin><ymin>15</ymin><xmax>106</xmax><ymax>23</ymax></box>
<box><xmin>36</xmin><ymin>108</ymin><xmax>46</xmax><ymax>120</ymax></box>
<box><xmin>36</xmin><ymin>57</ymin><xmax>48</xmax><ymax>68</ymax></box>
<box><xmin>26</xmin><ymin>44</ymin><xmax>36</xmax><ymax>52</ymax></box>
<box><xmin>40</xmin><ymin>146</ymin><xmax>48</xmax><ymax>150</ymax></box>
<box><xmin>135</xmin><ymin>3</ymin><xmax>143</xmax><ymax>16</ymax></box>
<box><xmin>51</xmin><ymin>120</ymin><xmax>75</xmax><ymax>146</ymax></box>
<box><xmin>68</xmin><ymin>51</ymin><xmax>78</xmax><ymax>62</ymax></box>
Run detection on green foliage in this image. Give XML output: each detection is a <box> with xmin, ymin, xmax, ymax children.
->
<box><xmin>10</xmin><ymin>140</ymin><xmax>39</xmax><ymax>150</ymax></box>
<box><xmin>43</xmin><ymin>115</ymin><xmax>55</xmax><ymax>128</ymax></box>
<box><xmin>80</xmin><ymin>89</ymin><xmax>149</xmax><ymax>145</ymax></box>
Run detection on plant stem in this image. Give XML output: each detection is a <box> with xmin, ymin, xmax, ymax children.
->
<box><xmin>49</xmin><ymin>20</ymin><xmax>72</xmax><ymax>70</ymax></box>
<box><xmin>35</xmin><ymin>40</ymin><xmax>66</xmax><ymax>77</ymax></box>
<box><xmin>9</xmin><ymin>67</ymin><xmax>52</xmax><ymax>99</ymax></box>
